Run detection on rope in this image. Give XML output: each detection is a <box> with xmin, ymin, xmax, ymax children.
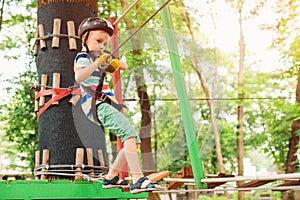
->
<box><xmin>122</xmin><ymin>96</ymin><xmax>300</xmax><ymax>102</ymax></box>
<box><xmin>110</xmin><ymin>0</ymin><xmax>171</xmax><ymax>56</ymax></box>
<box><xmin>35</xmin><ymin>33</ymin><xmax>80</xmax><ymax>44</ymax></box>
<box><xmin>34</xmin><ymin>171</ymin><xmax>101</xmax><ymax>182</ymax></box>
<box><xmin>34</xmin><ymin>164</ymin><xmax>108</xmax><ymax>171</ymax></box>
<box><xmin>153</xmin><ymin>185</ymin><xmax>300</xmax><ymax>193</ymax></box>
<box><xmin>113</xmin><ymin>0</ymin><xmax>141</xmax><ymax>25</ymax></box>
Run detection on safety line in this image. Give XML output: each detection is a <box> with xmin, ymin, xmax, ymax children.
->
<box><xmin>110</xmin><ymin>0</ymin><xmax>171</xmax><ymax>55</ymax></box>
<box><xmin>113</xmin><ymin>0</ymin><xmax>141</xmax><ymax>25</ymax></box>
<box><xmin>122</xmin><ymin>97</ymin><xmax>299</xmax><ymax>101</ymax></box>
<box><xmin>153</xmin><ymin>185</ymin><xmax>300</xmax><ymax>193</ymax></box>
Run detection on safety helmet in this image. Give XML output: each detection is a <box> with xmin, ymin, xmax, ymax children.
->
<box><xmin>78</xmin><ymin>17</ymin><xmax>114</xmax><ymax>38</ymax></box>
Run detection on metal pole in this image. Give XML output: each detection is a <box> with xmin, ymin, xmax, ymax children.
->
<box><xmin>157</xmin><ymin>0</ymin><xmax>207</xmax><ymax>189</ymax></box>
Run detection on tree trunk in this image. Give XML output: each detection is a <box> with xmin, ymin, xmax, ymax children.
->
<box><xmin>283</xmin><ymin>66</ymin><xmax>300</xmax><ymax>200</ymax></box>
<box><xmin>175</xmin><ymin>0</ymin><xmax>225</xmax><ymax>173</ymax></box>
<box><xmin>134</xmin><ymin>65</ymin><xmax>156</xmax><ymax>174</ymax></box>
<box><xmin>36</xmin><ymin>0</ymin><xmax>108</xmax><ymax>174</ymax></box>
<box><xmin>119</xmin><ymin>0</ymin><xmax>156</xmax><ymax>173</ymax></box>
<box><xmin>237</xmin><ymin>2</ymin><xmax>245</xmax><ymax>199</ymax></box>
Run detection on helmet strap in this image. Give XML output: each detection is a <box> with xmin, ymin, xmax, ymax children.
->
<box><xmin>82</xmin><ymin>31</ymin><xmax>90</xmax><ymax>52</ymax></box>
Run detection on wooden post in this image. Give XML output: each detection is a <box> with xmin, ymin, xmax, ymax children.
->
<box><xmin>35</xmin><ymin>151</ymin><xmax>40</xmax><ymax>180</ymax></box>
<box><xmin>39</xmin><ymin>74</ymin><xmax>48</xmax><ymax>106</ymax></box>
<box><xmin>34</xmin><ymin>81</ymin><xmax>39</xmax><ymax>112</ymax></box>
<box><xmin>75</xmin><ymin>148</ymin><xmax>84</xmax><ymax>180</ymax></box>
<box><xmin>38</xmin><ymin>24</ymin><xmax>47</xmax><ymax>50</ymax></box>
<box><xmin>41</xmin><ymin>149</ymin><xmax>50</xmax><ymax>180</ymax></box>
<box><xmin>52</xmin><ymin>18</ymin><xmax>61</xmax><ymax>48</ymax></box>
<box><xmin>67</xmin><ymin>21</ymin><xmax>77</xmax><ymax>50</ymax></box>
<box><xmin>97</xmin><ymin>149</ymin><xmax>105</xmax><ymax>167</ymax></box>
<box><xmin>52</xmin><ymin>73</ymin><xmax>60</xmax><ymax>105</ymax></box>
<box><xmin>86</xmin><ymin>148</ymin><xmax>94</xmax><ymax>176</ymax></box>
<box><xmin>34</xmin><ymin>27</ymin><xmax>39</xmax><ymax>56</ymax></box>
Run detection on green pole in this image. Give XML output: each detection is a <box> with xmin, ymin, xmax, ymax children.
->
<box><xmin>158</xmin><ymin>0</ymin><xmax>207</xmax><ymax>189</ymax></box>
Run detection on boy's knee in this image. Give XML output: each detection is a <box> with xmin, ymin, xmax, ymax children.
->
<box><xmin>136</xmin><ymin>144</ymin><xmax>140</xmax><ymax>149</ymax></box>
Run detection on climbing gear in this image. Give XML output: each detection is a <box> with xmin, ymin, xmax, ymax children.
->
<box><xmin>110</xmin><ymin>0</ymin><xmax>171</xmax><ymax>55</ymax></box>
<box><xmin>78</xmin><ymin>17</ymin><xmax>114</xmax><ymax>38</ymax></box>
<box><xmin>130</xmin><ymin>177</ymin><xmax>164</xmax><ymax>194</ymax></box>
<box><xmin>33</xmin><ymin>85</ymin><xmax>81</xmax><ymax>118</ymax></box>
<box><xmin>78</xmin><ymin>17</ymin><xmax>114</xmax><ymax>52</ymax></box>
<box><xmin>105</xmin><ymin>59</ymin><xmax>120</xmax><ymax>73</ymax></box>
<box><xmin>80</xmin><ymin>84</ymin><xmax>123</xmax><ymax>112</ymax></box>
<box><xmin>102</xmin><ymin>176</ymin><xmax>128</xmax><ymax>188</ymax></box>
<box><xmin>96</xmin><ymin>53</ymin><xmax>112</xmax><ymax>66</ymax></box>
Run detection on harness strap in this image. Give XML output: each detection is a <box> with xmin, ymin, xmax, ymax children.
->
<box><xmin>80</xmin><ymin>84</ymin><xmax>123</xmax><ymax>112</ymax></box>
<box><xmin>36</xmin><ymin>88</ymin><xmax>81</xmax><ymax>118</ymax></box>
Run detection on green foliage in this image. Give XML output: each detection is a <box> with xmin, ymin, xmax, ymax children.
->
<box><xmin>0</xmin><ymin>0</ymin><xmax>37</xmax><ymax>172</ymax></box>
<box><xmin>0</xmin><ymin>0</ymin><xmax>299</xmax><ymax>179</ymax></box>
<box><xmin>0</xmin><ymin>67</ymin><xmax>38</xmax><ymax>172</ymax></box>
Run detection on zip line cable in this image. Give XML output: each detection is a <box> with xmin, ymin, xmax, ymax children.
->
<box><xmin>110</xmin><ymin>0</ymin><xmax>171</xmax><ymax>56</ymax></box>
<box><xmin>123</xmin><ymin>96</ymin><xmax>300</xmax><ymax>101</ymax></box>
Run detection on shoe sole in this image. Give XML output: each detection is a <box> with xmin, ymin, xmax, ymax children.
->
<box><xmin>130</xmin><ymin>188</ymin><xmax>159</xmax><ymax>194</ymax></box>
<box><xmin>102</xmin><ymin>184</ymin><xmax>128</xmax><ymax>189</ymax></box>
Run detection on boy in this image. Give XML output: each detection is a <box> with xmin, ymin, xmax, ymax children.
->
<box><xmin>74</xmin><ymin>17</ymin><xmax>163</xmax><ymax>194</ymax></box>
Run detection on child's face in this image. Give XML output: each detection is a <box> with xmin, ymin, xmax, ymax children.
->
<box><xmin>85</xmin><ymin>30</ymin><xmax>110</xmax><ymax>55</ymax></box>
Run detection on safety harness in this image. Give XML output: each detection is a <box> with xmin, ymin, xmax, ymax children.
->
<box><xmin>34</xmin><ymin>52</ymin><xmax>123</xmax><ymax>120</ymax></box>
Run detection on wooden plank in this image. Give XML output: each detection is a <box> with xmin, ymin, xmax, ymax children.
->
<box><xmin>67</xmin><ymin>21</ymin><xmax>77</xmax><ymax>50</ymax></box>
<box><xmin>41</xmin><ymin>149</ymin><xmax>50</xmax><ymax>180</ymax></box>
<box><xmin>75</xmin><ymin>148</ymin><xmax>84</xmax><ymax>180</ymax></box>
<box><xmin>275</xmin><ymin>180</ymin><xmax>300</xmax><ymax>187</ymax></box>
<box><xmin>207</xmin><ymin>173</ymin><xmax>234</xmax><ymax>189</ymax></box>
<box><xmin>238</xmin><ymin>180</ymin><xmax>275</xmax><ymax>188</ymax></box>
<box><xmin>147</xmin><ymin>170</ymin><xmax>170</xmax><ymax>182</ymax></box>
<box><xmin>167</xmin><ymin>166</ymin><xmax>193</xmax><ymax>190</ymax></box>
<box><xmin>52</xmin><ymin>18</ymin><xmax>61</xmax><ymax>48</ymax></box>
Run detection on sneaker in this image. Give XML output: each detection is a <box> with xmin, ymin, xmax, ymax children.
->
<box><xmin>102</xmin><ymin>176</ymin><xmax>128</xmax><ymax>188</ymax></box>
<box><xmin>130</xmin><ymin>177</ymin><xmax>164</xmax><ymax>194</ymax></box>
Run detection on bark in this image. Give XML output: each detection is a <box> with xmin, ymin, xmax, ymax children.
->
<box><xmin>283</xmin><ymin>67</ymin><xmax>300</xmax><ymax>200</ymax></box>
<box><xmin>285</xmin><ymin>120</ymin><xmax>300</xmax><ymax>173</ymax></box>
<box><xmin>37</xmin><ymin>0</ymin><xmax>108</xmax><ymax>172</ymax></box>
<box><xmin>119</xmin><ymin>0</ymin><xmax>155</xmax><ymax>173</ymax></box>
<box><xmin>0</xmin><ymin>0</ymin><xmax>4</xmax><ymax>31</ymax></box>
<box><xmin>237</xmin><ymin>2</ymin><xmax>245</xmax><ymax>199</ymax></box>
<box><xmin>134</xmin><ymin>65</ymin><xmax>155</xmax><ymax>174</ymax></box>
<box><xmin>174</xmin><ymin>0</ymin><xmax>225</xmax><ymax>173</ymax></box>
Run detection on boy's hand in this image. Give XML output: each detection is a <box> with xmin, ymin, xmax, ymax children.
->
<box><xmin>106</xmin><ymin>59</ymin><xmax>120</xmax><ymax>73</ymax></box>
<box><xmin>96</xmin><ymin>53</ymin><xmax>112</xmax><ymax>66</ymax></box>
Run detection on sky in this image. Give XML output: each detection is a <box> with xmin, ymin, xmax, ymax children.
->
<box><xmin>0</xmin><ymin>0</ymin><xmax>283</xmax><ymax>100</ymax></box>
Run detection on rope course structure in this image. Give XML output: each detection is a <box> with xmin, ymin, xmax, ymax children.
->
<box><xmin>2</xmin><ymin>0</ymin><xmax>300</xmax><ymax>200</ymax></box>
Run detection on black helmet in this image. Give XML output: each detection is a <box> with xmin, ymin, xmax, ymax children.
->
<box><xmin>78</xmin><ymin>17</ymin><xmax>114</xmax><ymax>38</ymax></box>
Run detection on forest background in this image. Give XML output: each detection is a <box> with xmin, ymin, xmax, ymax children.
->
<box><xmin>0</xmin><ymin>0</ymin><xmax>299</xmax><ymax>183</ymax></box>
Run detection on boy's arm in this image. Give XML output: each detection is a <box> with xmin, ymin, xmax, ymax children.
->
<box><xmin>120</xmin><ymin>60</ymin><xmax>128</xmax><ymax>70</ymax></box>
<box><xmin>75</xmin><ymin>53</ymin><xmax>111</xmax><ymax>83</ymax></box>
<box><xmin>75</xmin><ymin>61</ymin><xmax>99</xmax><ymax>83</ymax></box>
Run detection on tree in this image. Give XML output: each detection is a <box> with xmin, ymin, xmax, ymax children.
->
<box><xmin>1</xmin><ymin>68</ymin><xmax>38</xmax><ymax>171</ymax></box>
<box><xmin>119</xmin><ymin>0</ymin><xmax>156</xmax><ymax>174</ymax></box>
<box><xmin>0</xmin><ymin>0</ymin><xmax>38</xmax><ymax>172</ymax></box>
<box><xmin>173</xmin><ymin>0</ymin><xmax>225</xmax><ymax>174</ymax></box>
<box><xmin>35</xmin><ymin>0</ymin><xmax>107</xmax><ymax>174</ymax></box>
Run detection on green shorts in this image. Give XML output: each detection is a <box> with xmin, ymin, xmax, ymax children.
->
<box><xmin>97</xmin><ymin>103</ymin><xmax>141</xmax><ymax>144</ymax></box>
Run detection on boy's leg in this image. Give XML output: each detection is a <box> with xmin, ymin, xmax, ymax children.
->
<box><xmin>105</xmin><ymin>149</ymin><xmax>126</xmax><ymax>180</ymax></box>
<box><xmin>123</xmin><ymin>137</ymin><xmax>143</xmax><ymax>183</ymax></box>
<box><xmin>97</xmin><ymin>103</ymin><xmax>143</xmax><ymax>182</ymax></box>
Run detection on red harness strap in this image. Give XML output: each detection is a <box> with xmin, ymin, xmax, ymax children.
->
<box><xmin>35</xmin><ymin>88</ymin><xmax>81</xmax><ymax>118</ymax></box>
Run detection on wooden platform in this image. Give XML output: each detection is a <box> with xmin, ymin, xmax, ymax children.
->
<box><xmin>163</xmin><ymin>167</ymin><xmax>300</xmax><ymax>192</ymax></box>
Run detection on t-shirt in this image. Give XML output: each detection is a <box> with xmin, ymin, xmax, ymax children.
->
<box><xmin>74</xmin><ymin>51</ymin><xmax>113</xmax><ymax>122</ymax></box>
